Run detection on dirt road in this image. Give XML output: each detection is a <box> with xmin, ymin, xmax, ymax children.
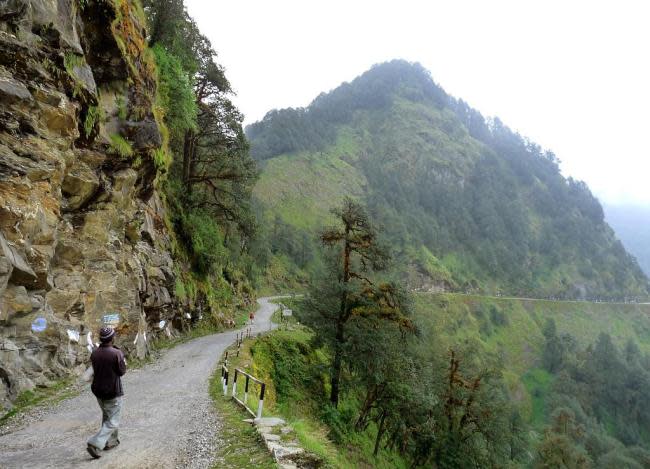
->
<box><xmin>0</xmin><ymin>297</ymin><xmax>281</xmax><ymax>469</ymax></box>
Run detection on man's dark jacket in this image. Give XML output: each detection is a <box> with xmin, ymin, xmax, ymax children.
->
<box><xmin>90</xmin><ymin>343</ymin><xmax>126</xmax><ymax>399</ymax></box>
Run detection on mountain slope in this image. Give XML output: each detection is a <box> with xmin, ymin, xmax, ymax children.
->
<box><xmin>249</xmin><ymin>60</ymin><xmax>649</xmax><ymax>300</ymax></box>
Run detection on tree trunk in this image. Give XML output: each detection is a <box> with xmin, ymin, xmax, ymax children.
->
<box><xmin>356</xmin><ymin>385</ymin><xmax>378</xmax><ymax>431</ymax></box>
<box><xmin>330</xmin><ymin>226</ymin><xmax>352</xmax><ymax>407</ymax></box>
<box><xmin>330</xmin><ymin>318</ymin><xmax>344</xmax><ymax>406</ymax></box>
<box><xmin>374</xmin><ymin>410</ymin><xmax>387</xmax><ymax>456</ymax></box>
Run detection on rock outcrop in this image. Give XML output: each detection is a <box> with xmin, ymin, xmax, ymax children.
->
<box><xmin>0</xmin><ymin>0</ymin><xmax>177</xmax><ymax>408</ymax></box>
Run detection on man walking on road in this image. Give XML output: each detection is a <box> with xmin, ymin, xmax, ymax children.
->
<box><xmin>87</xmin><ymin>326</ymin><xmax>127</xmax><ymax>459</ymax></box>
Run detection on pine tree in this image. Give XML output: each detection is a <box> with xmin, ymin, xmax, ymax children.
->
<box><xmin>303</xmin><ymin>198</ymin><xmax>412</xmax><ymax>406</ymax></box>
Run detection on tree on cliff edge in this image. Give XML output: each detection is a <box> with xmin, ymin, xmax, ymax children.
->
<box><xmin>303</xmin><ymin>198</ymin><xmax>412</xmax><ymax>406</ymax></box>
<box><xmin>145</xmin><ymin>0</ymin><xmax>257</xmax><ymax>240</ymax></box>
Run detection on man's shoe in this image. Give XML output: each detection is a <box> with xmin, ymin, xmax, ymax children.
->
<box><xmin>87</xmin><ymin>444</ymin><xmax>102</xmax><ymax>459</ymax></box>
<box><xmin>104</xmin><ymin>439</ymin><xmax>120</xmax><ymax>450</ymax></box>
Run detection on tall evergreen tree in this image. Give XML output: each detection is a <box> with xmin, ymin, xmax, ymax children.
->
<box><xmin>303</xmin><ymin>198</ymin><xmax>412</xmax><ymax>406</ymax></box>
<box><xmin>145</xmin><ymin>0</ymin><xmax>257</xmax><ymax>241</ymax></box>
<box><xmin>543</xmin><ymin>318</ymin><xmax>565</xmax><ymax>373</ymax></box>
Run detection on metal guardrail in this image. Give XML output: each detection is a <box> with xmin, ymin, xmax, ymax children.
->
<box><xmin>221</xmin><ymin>329</ymin><xmax>266</xmax><ymax>419</ymax></box>
<box><xmin>232</xmin><ymin>368</ymin><xmax>266</xmax><ymax>419</ymax></box>
<box><xmin>222</xmin><ymin>363</ymin><xmax>266</xmax><ymax>419</ymax></box>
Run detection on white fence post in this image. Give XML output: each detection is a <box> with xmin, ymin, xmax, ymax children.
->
<box><xmin>257</xmin><ymin>383</ymin><xmax>266</xmax><ymax>419</ymax></box>
<box><xmin>232</xmin><ymin>369</ymin><xmax>238</xmax><ymax>397</ymax></box>
<box><xmin>230</xmin><ymin>367</ymin><xmax>266</xmax><ymax>419</ymax></box>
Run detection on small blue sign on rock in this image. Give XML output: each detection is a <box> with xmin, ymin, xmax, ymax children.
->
<box><xmin>102</xmin><ymin>313</ymin><xmax>120</xmax><ymax>326</ymax></box>
<box><xmin>31</xmin><ymin>317</ymin><xmax>47</xmax><ymax>333</ymax></box>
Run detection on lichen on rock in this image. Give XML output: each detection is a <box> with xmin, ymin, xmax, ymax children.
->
<box><xmin>0</xmin><ymin>0</ymin><xmax>178</xmax><ymax>409</ymax></box>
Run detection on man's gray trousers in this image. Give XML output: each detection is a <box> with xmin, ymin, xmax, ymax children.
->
<box><xmin>88</xmin><ymin>397</ymin><xmax>122</xmax><ymax>450</ymax></box>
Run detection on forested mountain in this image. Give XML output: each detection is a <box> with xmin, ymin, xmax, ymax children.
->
<box><xmin>605</xmin><ymin>204</ymin><xmax>650</xmax><ymax>276</ymax></box>
<box><xmin>248</xmin><ymin>61</ymin><xmax>649</xmax><ymax>300</ymax></box>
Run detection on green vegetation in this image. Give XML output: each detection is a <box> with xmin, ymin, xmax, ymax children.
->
<box><xmin>248</xmin><ymin>60</ymin><xmax>649</xmax><ymax>301</ymax></box>
<box><xmin>175</xmin><ymin>211</ymin><xmax>226</xmax><ymax>275</ymax></box>
<box><xmin>246</xmin><ymin>204</ymin><xmax>521</xmax><ymax>467</ymax></box>
<box><xmin>526</xmin><ymin>335</ymin><xmax>650</xmax><ymax>466</ymax></box>
<box><xmin>246</xmin><ymin>314</ymin><xmax>513</xmax><ymax>467</ymax></box>
<box><xmin>110</xmin><ymin>0</ymin><xmax>157</xmax><ymax>88</ymax></box>
<box><xmin>142</xmin><ymin>0</ymin><xmax>262</xmax><ymax>319</ymax></box>
<box><xmin>151</xmin><ymin>43</ymin><xmax>197</xmax><ymax>142</ymax></box>
<box><xmin>304</xmin><ymin>199</ymin><xmax>413</xmax><ymax>406</ymax></box>
<box><xmin>400</xmin><ymin>293</ymin><xmax>650</xmax><ymax>465</ymax></box>
<box><xmin>209</xmin><ymin>365</ymin><xmax>278</xmax><ymax>468</ymax></box>
<box><xmin>152</xmin><ymin>147</ymin><xmax>170</xmax><ymax>171</ymax></box>
<box><xmin>249</xmin><ymin>329</ymin><xmax>400</xmax><ymax>468</ymax></box>
<box><xmin>108</xmin><ymin>133</ymin><xmax>134</xmax><ymax>158</ymax></box>
<box><xmin>115</xmin><ymin>94</ymin><xmax>128</xmax><ymax>120</ymax></box>
<box><xmin>63</xmin><ymin>52</ymin><xmax>85</xmax><ymax>76</ymax></box>
<box><xmin>83</xmin><ymin>105</ymin><xmax>101</xmax><ymax>138</ymax></box>
<box><xmin>236</xmin><ymin>195</ymin><xmax>650</xmax><ymax>466</ymax></box>
<box><xmin>412</xmin><ymin>294</ymin><xmax>650</xmax><ymax>372</ymax></box>
<box><xmin>522</xmin><ymin>368</ymin><xmax>554</xmax><ymax>429</ymax></box>
<box><xmin>89</xmin><ymin>4</ymin><xmax>650</xmax><ymax>466</ymax></box>
<box><xmin>245</xmin><ymin>292</ymin><xmax>650</xmax><ymax>468</ymax></box>
<box><xmin>63</xmin><ymin>52</ymin><xmax>89</xmax><ymax>98</ymax></box>
<box><xmin>218</xmin><ymin>329</ymin><xmax>353</xmax><ymax>467</ymax></box>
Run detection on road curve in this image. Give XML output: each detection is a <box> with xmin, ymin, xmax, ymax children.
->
<box><xmin>0</xmin><ymin>297</ymin><xmax>282</xmax><ymax>469</ymax></box>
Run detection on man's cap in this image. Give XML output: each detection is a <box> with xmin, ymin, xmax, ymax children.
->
<box><xmin>99</xmin><ymin>327</ymin><xmax>116</xmax><ymax>342</ymax></box>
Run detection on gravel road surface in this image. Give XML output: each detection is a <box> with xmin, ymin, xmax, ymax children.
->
<box><xmin>0</xmin><ymin>297</ymin><xmax>281</xmax><ymax>469</ymax></box>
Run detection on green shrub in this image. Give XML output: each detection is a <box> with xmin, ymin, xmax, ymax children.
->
<box><xmin>184</xmin><ymin>211</ymin><xmax>227</xmax><ymax>276</ymax></box>
<box><xmin>109</xmin><ymin>133</ymin><xmax>133</xmax><ymax>158</ymax></box>
<box><xmin>490</xmin><ymin>304</ymin><xmax>509</xmax><ymax>327</ymax></box>
<box><xmin>152</xmin><ymin>44</ymin><xmax>197</xmax><ymax>141</ymax></box>
<box><xmin>63</xmin><ymin>52</ymin><xmax>85</xmax><ymax>77</ymax></box>
<box><xmin>152</xmin><ymin>147</ymin><xmax>170</xmax><ymax>171</ymax></box>
<box><xmin>83</xmin><ymin>105</ymin><xmax>101</xmax><ymax>138</ymax></box>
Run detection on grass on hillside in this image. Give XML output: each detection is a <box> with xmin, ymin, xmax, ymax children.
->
<box><xmin>253</xmin><ymin>133</ymin><xmax>366</xmax><ymax>231</ymax></box>
<box><xmin>521</xmin><ymin>368</ymin><xmax>554</xmax><ymax>431</ymax></box>
<box><xmin>258</xmin><ymin>256</ymin><xmax>310</xmax><ymax>297</ymax></box>
<box><xmin>413</xmin><ymin>293</ymin><xmax>650</xmax><ymax>425</ymax></box>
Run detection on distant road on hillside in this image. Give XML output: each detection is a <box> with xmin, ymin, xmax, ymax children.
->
<box><xmin>419</xmin><ymin>291</ymin><xmax>650</xmax><ymax>306</ymax></box>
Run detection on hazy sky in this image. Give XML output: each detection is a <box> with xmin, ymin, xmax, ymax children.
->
<box><xmin>185</xmin><ymin>0</ymin><xmax>649</xmax><ymax>206</ymax></box>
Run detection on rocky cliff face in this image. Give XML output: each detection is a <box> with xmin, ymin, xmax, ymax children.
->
<box><xmin>0</xmin><ymin>0</ymin><xmax>177</xmax><ymax>408</ymax></box>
